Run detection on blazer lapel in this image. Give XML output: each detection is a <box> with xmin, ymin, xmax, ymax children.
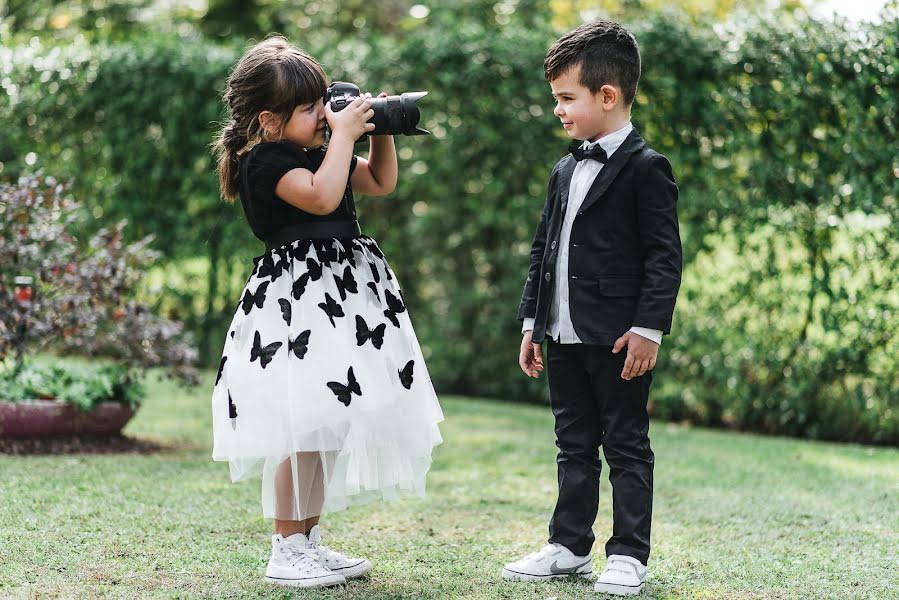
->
<box><xmin>577</xmin><ymin>129</ymin><xmax>646</xmax><ymax>216</ymax></box>
<box><xmin>557</xmin><ymin>155</ymin><xmax>576</xmax><ymax>217</ymax></box>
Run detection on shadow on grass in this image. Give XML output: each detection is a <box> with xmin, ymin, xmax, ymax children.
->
<box><xmin>0</xmin><ymin>434</ymin><xmax>179</xmax><ymax>455</ymax></box>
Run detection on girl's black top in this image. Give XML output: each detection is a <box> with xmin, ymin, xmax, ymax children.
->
<box><xmin>238</xmin><ymin>141</ymin><xmax>359</xmax><ymax>243</ymax></box>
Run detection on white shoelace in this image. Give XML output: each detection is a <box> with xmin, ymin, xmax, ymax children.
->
<box><xmin>309</xmin><ymin>537</ymin><xmax>348</xmax><ymax>564</ymax></box>
<box><xmin>280</xmin><ymin>541</ymin><xmax>321</xmax><ymax>570</ymax></box>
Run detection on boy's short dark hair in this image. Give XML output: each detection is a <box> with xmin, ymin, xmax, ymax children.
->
<box><xmin>544</xmin><ymin>20</ymin><xmax>641</xmax><ymax>106</ymax></box>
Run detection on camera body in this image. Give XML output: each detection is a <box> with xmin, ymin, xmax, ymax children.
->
<box><xmin>324</xmin><ymin>81</ymin><xmax>429</xmax><ymax>138</ymax></box>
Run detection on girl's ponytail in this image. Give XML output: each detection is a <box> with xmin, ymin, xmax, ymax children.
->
<box><xmin>214</xmin><ymin>118</ymin><xmax>250</xmax><ymax>202</ymax></box>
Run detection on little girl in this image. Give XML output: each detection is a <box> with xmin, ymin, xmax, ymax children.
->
<box><xmin>210</xmin><ymin>36</ymin><xmax>443</xmax><ymax>588</ymax></box>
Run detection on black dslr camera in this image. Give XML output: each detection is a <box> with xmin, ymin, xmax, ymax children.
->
<box><xmin>324</xmin><ymin>81</ymin><xmax>429</xmax><ymax>138</ymax></box>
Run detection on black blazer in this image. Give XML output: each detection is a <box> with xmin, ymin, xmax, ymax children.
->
<box><xmin>518</xmin><ymin>129</ymin><xmax>682</xmax><ymax>345</ymax></box>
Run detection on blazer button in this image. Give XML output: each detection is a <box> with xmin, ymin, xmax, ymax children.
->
<box><xmin>545</xmin><ymin>272</ymin><xmax>552</xmax><ymax>282</ymax></box>
<box><xmin>551</xmin><ymin>240</ymin><xmax>557</xmax><ymax>250</ymax></box>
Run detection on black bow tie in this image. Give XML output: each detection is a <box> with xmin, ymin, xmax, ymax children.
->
<box><xmin>569</xmin><ymin>143</ymin><xmax>608</xmax><ymax>163</ymax></box>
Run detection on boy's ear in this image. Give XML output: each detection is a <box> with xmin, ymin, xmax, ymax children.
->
<box><xmin>258</xmin><ymin>110</ymin><xmax>281</xmax><ymax>137</ymax></box>
<box><xmin>597</xmin><ymin>84</ymin><xmax>621</xmax><ymax>111</ymax></box>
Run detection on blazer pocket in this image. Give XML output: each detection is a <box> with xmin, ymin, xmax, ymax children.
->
<box><xmin>598</xmin><ymin>276</ymin><xmax>642</xmax><ymax>297</ymax></box>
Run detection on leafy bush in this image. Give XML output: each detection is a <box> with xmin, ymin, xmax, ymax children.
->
<box><xmin>0</xmin><ymin>360</ymin><xmax>143</xmax><ymax>411</ymax></box>
<box><xmin>0</xmin><ymin>174</ymin><xmax>197</xmax><ymax>403</ymax></box>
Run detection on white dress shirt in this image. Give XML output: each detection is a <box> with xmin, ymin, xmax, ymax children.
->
<box><xmin>523</xmin><ymin>122</ymin><xmax>662</xmax><ymax>346</ymax></box>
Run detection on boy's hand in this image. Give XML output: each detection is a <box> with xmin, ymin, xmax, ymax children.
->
<box><xmin>325</xmin><ymin>96</ymin><xmax>375</xmax><ymax>140</ymax></box>
<box><xmin>612</xmin><ymin>332</ymin><xmax>658</xmax><ymax>380</ymax></box>
<box><xmin>518</xmin><ymin>330</ymin><xmax>544</xmax><ymax>378</ymax></box>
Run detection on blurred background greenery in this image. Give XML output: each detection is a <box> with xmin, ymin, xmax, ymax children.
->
<box><xmin>1</xmin><ymin>0</ymin><xmax>897</xmax><ymax>444</ymax></box>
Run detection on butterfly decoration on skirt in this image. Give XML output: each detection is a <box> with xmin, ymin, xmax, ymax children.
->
<box><xmin>318</xmin><ymin>293</ymin><xmax>345</xmax><ymax>327</ymax></box>
<box><xmin>241</xmin><ymin>281</ymin><xmax>269</xmax><ymax>315</ymax></box>
<box><xmin>257</xmin><ymin>253</ymin><xmax>287</xmax><ymax>282</ymax></box>
<box><xmin>228</xmin><ymin>392</ymin><xmax>238</xmax><ymax>430</ymax></box>
<box><xmin>215</xmin><ymin>356</ymin><xmax>227</xmax><ymax>386</ymax></box>
<box><xmin>289</xmin><ymin>329</ymin><xmax>311</xmax><ymax>359</ymax></box>
<box><xmin>383</xmin><ymin>289</ymin><xmax>407</xmax><ymax>328</ymax></box>
<box><xmin>336</xmin><ymin>241</ymin><xmax>357</xmax><ymax>268</ymax></box>
<box><xmin>250</xmin><ymin>331</ymin><xmax>282</xmax><ymax>368</ymax></box>
<box><xmin>333</xmin><ymin>266</ymin><xmax>358</xmax><ymax>301</ymax></box>
<box><xmin>292</xmin><ymin>259</ymin><xmax>323</xmax><ymax>301</ymax></box>
<box><xmin>355</xmin><ymin>315</ymin><xmax>386</xmax><ymax>349</ymax></box>
<box><xmin>366</xmin><ymin>281</ymin><xmax>381</xmax><ymax>303</ymax></box>
<box><xmin>398</xmin><ymin>359</ymin><xmax>415</xmax><ymax>389</ymax></box>
<box><xmin>278</xmin><ymin>298</ymin><xmax>292</xmax><ymax>325</ymax></box>
<box><xmin>368</xmin><ymin>261</ymin><xmax>380</xmax><ymax>284</ymax></box>
<box><xmin>314</xmin><ymin>240</ymin><xmax>339</xmax><ymax>267</ymax></box>
<box><xmin>327</xmin><ymin>366</ymin><xmax>362</xmax><ymax>406</ymax></box>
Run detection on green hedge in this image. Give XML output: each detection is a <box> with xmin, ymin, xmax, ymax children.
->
<box><xmin>1</xmin><ymin>13</ymin><xmax>897</xmax><ymax>443</ymax></box>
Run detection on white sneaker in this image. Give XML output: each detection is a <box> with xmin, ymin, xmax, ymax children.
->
<box><xmin>593</xmin><ymin>554</ymin><xmax>647</xmax><ymax>596</ymax></box>
<box><xmin>264</xmin><ymin>533</ymin><xmax>346</xmax><ymax>588</ymax></box>
<box><xmin>307</xmin><ymin>525</ymin><xmax>372</xmax><ymax>579</ymax></box>
<box><xmin>501</xmin><ymin>543</ymin><xmax>593</xmax><ymax>582</ymax></box>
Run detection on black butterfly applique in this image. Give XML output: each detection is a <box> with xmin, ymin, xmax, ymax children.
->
<box><xmin>215</xmin><ymin>356</ymin><xmax>227</xmax><ymax>386</ymax></box>
<box><xmin>278</xmin><ymin>298</ymin><xmax>292</xmax><ymax>325</ymax></box>
<box><xmin>250</xmin><ymin>330</ymin><xmax>282</xmax><ymax>368</ymax></box>
<box><xmin>366</xmin><ymin>281</ymin><xmax>381</xmax><ymax>303</ymax></box>
<box><xmin>355</xmin><ymin>315</ymin><xmax>386</xmax><ymax>349</ymax></box>
<box><xmin>241</xmin><ymin>281</ymin><xmax>270</xmax><ymax>315</ymax></box>
<box><xmin>398</xmin><ymin>359</ymin><xmax>414</xmax><ymax>389</ymax></box>
<box><xmin>368</xmin><ymin>261</ymin><xmax>380</xmax><ymax>283</ymax></box>
<box><xmin>256</xmin><ymin>254</ymin><xmax>284</xmax><ymax>281</ymax></box>
<box><xmin>306</xmin><ymin>257</ymin><xmax>323</xmax><ymax>281</ymax></box>
<box><xmin>336</xmin><ymin>243</ymin><xmax>357</xmax><ymax>268</ymax></box>
<box><xmin>293</xmin><ymin>239</ymin><xmax>313</xmax><ymax>261</ymax></box>
<box><xmin>292</xmin><ymin>273</ymin><xmax>310</xmax><ymax>300</ymax></box>
<box><xmin>274</xmin><ymin>245</ymin><xmax>291</xmax><ymax>268</ymax></box>
<box><xmin>314</xmin><ymin>240</ymin><xmax>338</xmax><ymax>267</ymax></box>
<box><xmin>383</xmin><ymin>289</ymin><xmax>407</xmax><ymax>328</ymax></box>
<box><xmin>289</xmin><ymin>329</ymin><xmax>311</xmax><ymax>359</ymax></box>
<box><xmin>333</xmin><ymin>266</ymin><xmax>358</xmax><ymax>301</ymax></box>
<box><xmin>318</xmin><ymin>293</ymin><xmax>345</xmax><ymax>327</ymax></box>
<box><xmin>228</xmin><ymin>392</ymin><xmax>238</xmax><ymax>419</ymax></box>
<box><xmin>229</xmin><ymin>330</ymin><xmax>235</xmax><ymax>339</ymax></box>
<box><xmin>327</xmin><ymin>366</ymin><xmax>362</xmax><ymax>406</ymax></box>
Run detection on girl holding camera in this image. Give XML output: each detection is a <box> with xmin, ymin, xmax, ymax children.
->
<box><xmin>210</xmin><ymin>36</ymin><xmax>443</xmax><ymax>589</ymax></box>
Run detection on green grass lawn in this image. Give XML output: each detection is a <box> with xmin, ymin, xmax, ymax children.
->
<box><xmin>1</xmin><ymin>373</ymin><xmax>897</xmax><ymax>599</ymax></box>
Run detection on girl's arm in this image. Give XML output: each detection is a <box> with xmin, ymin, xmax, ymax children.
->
<box><xmin>351</xmin><ymin>134</ymin><xmax>398</xmax><ymax>197</ymax></box>
<box><xmin>275</xmin><ymin>97</ymin><xmax>374</xmax><ymax>215</ymax></box>
<box><xmin>351</xmin><ymin>92</ymin><xmax>398</xmax><ymax>197</ymax></box>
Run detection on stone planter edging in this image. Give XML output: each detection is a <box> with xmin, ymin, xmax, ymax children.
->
<box><xmin>0</xmin><ymin>400</ymin><xmax>135</xmax><ymax>438</ymax></box>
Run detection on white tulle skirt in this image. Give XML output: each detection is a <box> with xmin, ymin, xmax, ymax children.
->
<box><xmin>211</xmin><ymin>235</ymin><xmax>443</xmax><ymax>520</ymax></box>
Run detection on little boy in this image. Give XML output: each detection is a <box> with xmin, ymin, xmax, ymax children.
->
<box><xmin>502</xmin><ymin>20</ymin><xmax>682</xmax><ymax>596</ymax></box>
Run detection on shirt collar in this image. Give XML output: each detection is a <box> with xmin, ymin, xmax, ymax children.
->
<box><xmin>581</xmin><ymin>122</ymin><xmax>634</xmax><ymax>159</ymax></box>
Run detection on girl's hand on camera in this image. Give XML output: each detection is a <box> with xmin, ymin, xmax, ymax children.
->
<box><xmin>325</xmin><ymin>96</ymin><xmax>375</xmax><ymax>140</ymax></box>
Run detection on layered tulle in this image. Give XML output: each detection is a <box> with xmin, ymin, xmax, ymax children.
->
<box><xmin>211</xmin><ymin>236</ymin><xmax>443</xmax><ymax>520</ymax></box>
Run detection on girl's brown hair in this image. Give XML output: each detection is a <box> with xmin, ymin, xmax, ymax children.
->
<box><xmin>212</xmin><ymin>36</ymin><xmax>328</xmax><ymax>201</ymax></box>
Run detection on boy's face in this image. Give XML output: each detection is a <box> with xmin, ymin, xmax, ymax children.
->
<box><xmin>550</xmin><ymin>66</ymin><xmax>616</xmax><ymax>142</ymax></box>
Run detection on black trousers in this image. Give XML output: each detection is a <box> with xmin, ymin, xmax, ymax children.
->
<box><xmin>546</xmin><ymin>340</ymin><xmax>654</xmax><ymax>564</ymax></box>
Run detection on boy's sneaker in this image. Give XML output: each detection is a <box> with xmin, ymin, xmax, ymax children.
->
<box><xmin>307</xmin><ymin>525</ymin><xmax>372</xmax><ymax>579</ymax></box>
<box><xmin>593</xmin><ymin>554</ymin><xmax>647</xmax><ymax>596</ymax></box>
<box><xmin>265</xmin><ymin>533</ymin><xmax>346</xmax><ymax>588</ymax></box>
<box><xmin>501</xmin><ymin>543</ymin><xmax>593</xmax><ymax>581</ymax></box>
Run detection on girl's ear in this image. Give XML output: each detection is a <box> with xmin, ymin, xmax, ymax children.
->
<box><xmin>258</xmin><ymin>110</ymin><xmax>281</xmax><ymax>138</ymax></box>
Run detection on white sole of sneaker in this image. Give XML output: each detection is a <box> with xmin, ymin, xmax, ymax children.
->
<box><xmin>265</xmin><ymin>573</ymin><xmax>346</xmax><ymax>588</ymax></box>
<box><xmin>593</xmin><ymin>581</ymin><xmax>644</xmax><ymax>596</ymax></box>
<box><xmin>332</xmin><ymin>559</ymin><xmax>372</xmax><ymax>579</ymax></box>
<box><xmin>501</xmin><ymin>568</ymin><xmax>593</xmax><ymax>582</ymax></box>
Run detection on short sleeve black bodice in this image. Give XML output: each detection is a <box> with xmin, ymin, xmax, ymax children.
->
<box><xmin>238</xmin><ymin>141</ymin><xmax>359</xmax><ymax>243</ymax></box>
